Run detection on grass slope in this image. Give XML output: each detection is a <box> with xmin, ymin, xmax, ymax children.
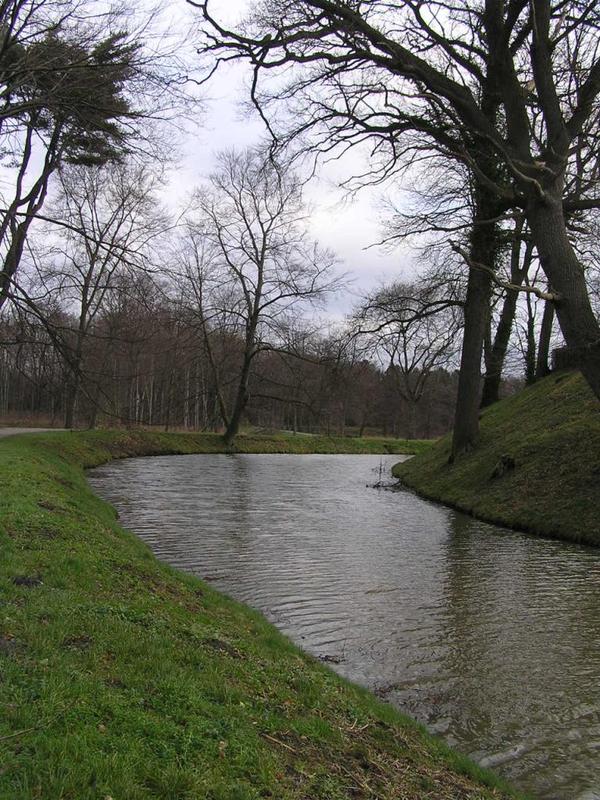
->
<box><xmin>0</xmin><ymin>430</ymin><xmax>522</xmax><ymax>800</ymax></box>
<box><xmin>394</xmin><ymin>371</ymin><xmax>600</xmax><ymax>545</ymax></box>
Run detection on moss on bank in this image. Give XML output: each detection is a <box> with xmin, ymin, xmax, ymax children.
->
<box><xmin>394</xmin><ymin>371</ymin><xmax>600</xmax><ymax>546</ymax></box>
<box><xmin>0</xmin><ymin>430</ymin><xmax>522</xmax><ymax>799</ymax></box>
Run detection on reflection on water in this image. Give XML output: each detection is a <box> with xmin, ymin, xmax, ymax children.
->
<box><xmin>89</xmin><ymin>453</ymin><xmax>600</xmax><ymax>800</ymax></box>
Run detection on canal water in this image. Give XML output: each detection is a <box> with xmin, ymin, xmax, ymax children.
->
<box><xmin>88</xmin><ymin>453</ymin><xmax>600</xmax><ymax>800</ymax></box>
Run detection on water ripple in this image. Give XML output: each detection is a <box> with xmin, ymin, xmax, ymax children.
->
<box><xmin>89</xmin><ymin>453</ymin><xmax>600</xmax><ymax>800</ymax></box>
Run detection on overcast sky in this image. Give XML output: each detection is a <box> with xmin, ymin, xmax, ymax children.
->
<box><xmin>168</xmin><ymin>0</ymin><xmax>415</xmax><ymax>316</ymax></box>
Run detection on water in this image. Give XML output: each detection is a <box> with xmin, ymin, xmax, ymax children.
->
<box><xmin>88</xmin><ymin>453</ymin><xmax>600</xmax><ymax>800</ymax></box>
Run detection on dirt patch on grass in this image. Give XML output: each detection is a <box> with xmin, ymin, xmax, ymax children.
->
<box><xmin>201</xmin><ymin>637</ymin><xmax>243</xmax><ymax>659</ymax></box>
<box><xmin>0</xmin><ymin>636</ymin><xmax>23</xmax><ymax>657</ymax></box>
<box><xmin>37</xmin><ymin>500</ymin><xmax>60</xmax><ymax>511</ymax></box>
<box><xmin>12</xmin><ymin>574</ymin><xmax>43</xmax><ymax>588</ymax></box>
<box><xmin>62</xmin><ymin>635</ymin><xmax>93</xmax><ymax>650</ymax></box>
<box><xmin>112</xmin><ymin>562</ymin><xmax>205</xmax><ymax>613</ymax></box>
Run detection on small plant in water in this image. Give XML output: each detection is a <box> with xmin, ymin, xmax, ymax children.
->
<box><xmin>369</xmin><ymin>458</ymin><xmax>387</xmax><ymax>489</ymax></box>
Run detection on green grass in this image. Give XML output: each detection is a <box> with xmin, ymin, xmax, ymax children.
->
<box><xmin>0</xmin><ymin>429</ymin><xmax>523</xmax><ymax>799</ymax></box>
<box><xmin>394</xmin><ymin>370</ymin><xmax>600</xmax><ymax>545</ymax></box>
<box><xmin>0</xmin><ymin>428</ymin><xmax>430</xmax><ymax>463</ymax></box>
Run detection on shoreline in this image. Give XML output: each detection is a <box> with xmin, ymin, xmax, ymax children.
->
<box><xmin>390</xmin><ymin>466</ymin><xmax>595</xmax><ymax>547</ymax></box>
<box><xmin>393</xmin><ymin>372</ymin><xmax>600</xmax><ymax>548</ymax></box>
<box><xmin>0</xmin><ymin>430</ymin><xmax>525</xmax><ymax>799</ymax></box>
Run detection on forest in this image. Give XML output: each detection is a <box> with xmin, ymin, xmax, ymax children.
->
<box><xmin>0</xmin><ymin>0</ymin><xmax>599</xmax><ymax>450</ymax></box>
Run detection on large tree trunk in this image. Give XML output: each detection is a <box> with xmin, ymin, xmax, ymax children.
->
<box><xmin>527</xmin><ymin>192</ymin><xmax>600</xmax><ymax>398</ymax></box>
<box><xmin>450</xmin><ymin>179</ymin><xmax>499</xmax><ymax>459</ymax></box>
<box><xmin>450</xmin><ymin>266</ymin><xmax>492</xmax><ymax>459</ymax></box>
<box><xmin>450</xmin><ymin>71</ymin><xmax>501</xmax><ymax>459</ymax></box>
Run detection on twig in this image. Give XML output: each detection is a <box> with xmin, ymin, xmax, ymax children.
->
<box><xmin>0</xmin><ymin>702</ymin><xmax>76</xmax><ymax>743</ymax></box>
<box><xmin>339</xmin><ymin>763</ymin><xmax>373</xmax><ymax>794</ymax></box>
<box><xmin>261</xmin><ymin>732</ymin><xmax>297</xmax><ymax>753</ymax></box>
<box><xmin>347</xmin><ymin>718</ymin><xmax>370</xmax><ymax>732</ymax></box>
<box><xmin>0</xmin><ymin>726</ymin><xmax>39</xmax><ymax>742</ymax></box>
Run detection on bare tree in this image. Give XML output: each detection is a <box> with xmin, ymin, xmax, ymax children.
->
<box><xmin>180</xmin><ymin>149</ymin><xmax>340</xmax><ymax>444</ymax></box>
<box><xmin>27</xmin><ymin>161</ymin><xmax>167</xmax><ymax>427</ymax></box>
<box><xmin>353</xmin><ymin>278</ymin><xmax>462</xmax><ymax>436</ymax></box>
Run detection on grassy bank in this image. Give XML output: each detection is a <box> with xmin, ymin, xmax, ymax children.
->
<box><xmin>394</xmin><ymin>371</ymin><xmax>600</xmax><ymax>545</ymax></box>
<box><xmin>0</xmin><ymin>428</ymin><xmax>431</xmax><ymax>460</ymax></box>
<box><xmin>0</xmin><ymin>430</ymin><xmax>522</xmax><ymax>799</ymax></box>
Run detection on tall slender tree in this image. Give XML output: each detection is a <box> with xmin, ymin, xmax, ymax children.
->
<box><xmin>181</xmin><ymin>149</ymin><xmax>339</xmax><ymax>445</ymax></box>
<box><xmin>30</xmin><ymin>161</ymin><xmax>166</xmax><ymax>427</ymax></box>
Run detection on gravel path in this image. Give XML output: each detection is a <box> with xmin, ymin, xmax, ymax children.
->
<box><xmin>0</xmin><ymin>427</ymin><xmax>66</xmax><ymax>439</ymax></box>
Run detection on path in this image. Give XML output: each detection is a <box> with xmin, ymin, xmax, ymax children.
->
<box><xmin>0</xmin><ymin>427</ymin><xmax>66</xmax><ymax>439</ymax></box>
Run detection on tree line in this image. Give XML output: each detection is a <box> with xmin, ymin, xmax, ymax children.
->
<box><xmin>195</xmin><ymin>0</ymin><xmax>600</xmax><ymax>457</ymax></box>
<box><xmin>0</xmin><ymin>0</ymin><xmax>598</xmax><ymax>450</ymax></box>
<box><xmin>0</xmin><ymin>271</ymin><xmax>465</xmax><ymax>438</ymax></box>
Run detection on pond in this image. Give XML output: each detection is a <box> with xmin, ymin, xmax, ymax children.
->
<box><xmin>89</xmin><ymin>453</ymin><xmax>600</xmax><ymax>800</ymax></box>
